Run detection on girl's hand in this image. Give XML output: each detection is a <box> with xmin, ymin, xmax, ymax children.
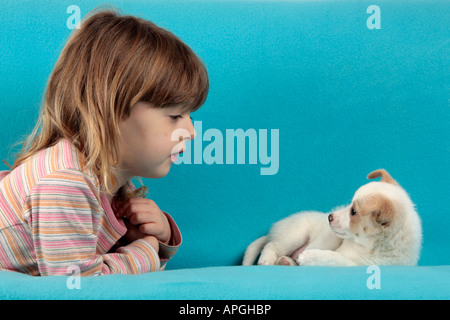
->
<box><xmin>115</xmin><ymin>197</ymin><xmax>171</xmax><ymax>245</ymax></box>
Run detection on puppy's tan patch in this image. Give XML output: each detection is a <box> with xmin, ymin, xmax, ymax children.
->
<box><xmin>351</xmin><ymin>194</ymin><xmax>396</xmax><ymax>235</ymax></box>
<box><xmin>363</xmin><ymin>194</ymin><xmax>395</xmax><ymax>226</ymax></box>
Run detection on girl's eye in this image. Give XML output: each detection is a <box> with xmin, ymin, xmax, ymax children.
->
<box><xmin>170</xmin><ymin>115</ymin><xmax>193</xmax><ymax>121</ymax></box>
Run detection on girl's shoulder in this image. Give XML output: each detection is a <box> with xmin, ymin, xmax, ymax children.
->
<box><xmin>36</xmin><ymin>139</ymin><xmax>97</xmax><ymax>179</ymax></box>
<box><xmin>0</xmin><ymin>140</ymin><xmax>101</xmax><ymax>222</ymax></box>
<box><xmin>3</xmin><ymin>139</ymin><xmax>99</xmax><ymax>197</ymax></box>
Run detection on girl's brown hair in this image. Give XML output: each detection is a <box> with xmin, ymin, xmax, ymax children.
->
<box><xmin>11</xmin><ymin>7</ymin><xmax>209</xmax><ymax>194</ymax></box>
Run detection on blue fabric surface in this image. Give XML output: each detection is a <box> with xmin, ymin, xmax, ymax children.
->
<box><xmin>0</xmin><ymin>0</ymin><xmax>449</xmax><ymax>299</ymax></box>
<box><xmin>1</xmin><ymin>266</ymin><xmax>449</xmax><ymax>300</ymax></box>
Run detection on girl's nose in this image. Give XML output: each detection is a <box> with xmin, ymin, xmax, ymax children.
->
<box><xmin>177</xmin><ymin>118</ymin><xmax>196</xmax><ymax>142</ymax></box>
<box><xmin>187</xmin><ymin>118</ymin><xmax>196</xmax><ymax>140</ymax></box>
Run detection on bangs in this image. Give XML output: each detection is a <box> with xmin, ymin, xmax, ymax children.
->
<box><xmin>131</xmin><ymin>21</ymin><xmax>209</xmax><ymax>113</ymax></box>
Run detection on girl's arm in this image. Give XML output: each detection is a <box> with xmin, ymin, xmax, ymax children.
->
<box><xmin>24</xmin><ymin>169</ymin><xmax>170</xmax><ymax>276</ymax></box>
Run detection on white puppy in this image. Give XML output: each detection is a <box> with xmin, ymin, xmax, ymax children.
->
<box><xmin>243</xmin><ymin>169</ymin><xmax>422</xmax><ymax>266</ymax></box>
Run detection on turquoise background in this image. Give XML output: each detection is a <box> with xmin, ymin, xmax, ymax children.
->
<box><xmin>0</xmin><ymin>0</ymin><xmax>449</xmax><ymax>275</ymax></box>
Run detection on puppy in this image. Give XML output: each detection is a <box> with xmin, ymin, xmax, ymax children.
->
<box><xmin>242</xmin><ymin>169</ymin><xmax>422</xmax><ymax>266</ymax></box>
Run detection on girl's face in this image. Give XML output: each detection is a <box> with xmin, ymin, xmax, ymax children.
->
<box><xmin>117</xmin><ymin>101</ymin><xmax>195</xmax><ymax>180</ymax></box>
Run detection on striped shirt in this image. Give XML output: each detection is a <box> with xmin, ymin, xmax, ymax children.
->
<box><xmin>0</xmin><ymin>139</ymin><xmax>181</xmax><ymax>276</ymax></box>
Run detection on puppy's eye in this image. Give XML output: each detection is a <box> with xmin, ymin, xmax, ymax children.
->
<box><xmin>351</xmin><ymin>208</ymin><xmax>357</xmax><ymax>216</ymax></box>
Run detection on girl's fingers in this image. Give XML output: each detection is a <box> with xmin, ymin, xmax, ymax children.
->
<box><xmin>139</xmin><ymin>222</ymin><xmax>159</xmax><ymax>235</ymax></box>
<box><xmin>115</xmin><ymin>197</ymin><xmax>157</xmax><ymax>219</ymax></box>
<box><xmin>114</xmin><ymin>196</ymin><xmax>169</xmax><ymax>241</ymax></box>
<box><xmin>128</xmin><ymin>210</ymin><xmax>158</xmax><ymax>225</ymax></box>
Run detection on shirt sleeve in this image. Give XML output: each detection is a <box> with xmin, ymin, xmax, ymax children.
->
<box><xmin>23</xmin><ymin>169</ymin><xmax>162</xmax><ymax>276</ymax></box>
<box><xmin>158</xmin><ymin>212</ymin><xmax>182</xmax><ymax>270</ymax></box>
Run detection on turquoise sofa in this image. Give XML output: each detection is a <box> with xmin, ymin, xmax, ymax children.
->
<box><xmin>0</xmin><ymin>0</ymin><xmax>449</xmax><ymax>300</ymax></box>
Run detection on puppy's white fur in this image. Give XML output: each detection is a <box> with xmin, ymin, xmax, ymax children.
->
<box><xmin>242</xmin><ymin>169</ymin><xmax>422</xmax><ymax>266</ymax></box>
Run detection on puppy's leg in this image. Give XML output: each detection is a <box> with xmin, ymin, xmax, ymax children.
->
<box><xmin>257</xmin><ymin>241</ymin><xmax>283</xmax><ymax>265</ymax></box>
<box><xmin>258</xmin><ymin>235</ymin><xmax>311</xmax><ymax>265</ymax></box>
<box><xmin>297</xmin><ymin>249</ymin><xmax>356</xmax><ymax>266</ymax></box>
<box><xmin>257</xmin><ymin>211</ymin><xmax>322</xmax><ymax>265</ymax></box>
<box><xmin>304</xmin><ymin>227</ymin><xmax>343</xmax><ymax>252</ymax></box>
<box><xmin>276</xmin><ymin>256</ymin><xmax>297</xmax><ymax>266</ymax></box>
<box><xmin>243</xmin><ymin>236</ymin><xmax>269</xmax><ymax>266</ymax></box>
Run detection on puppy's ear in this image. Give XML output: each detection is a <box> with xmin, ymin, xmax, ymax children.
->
<box><xmin>367</xmin><ymin>169</ymin><xmax>399</xmax><ymax>186</ymax></box>
<box><xmin>362</xmin><ymin>195</ymin><xmax>396</xmax><ymax>227</ymax></box>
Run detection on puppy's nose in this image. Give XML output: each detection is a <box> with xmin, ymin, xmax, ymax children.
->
<box><xmin>328</xmin><ymin>214</ymin><xmax>334</xmax><ymax>222</ymax></box>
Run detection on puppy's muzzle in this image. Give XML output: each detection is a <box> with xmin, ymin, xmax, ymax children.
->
<box><xmin>328</xmin><ymin>214</ymin><xmax>334</xmax><ymax>222</ymax></box>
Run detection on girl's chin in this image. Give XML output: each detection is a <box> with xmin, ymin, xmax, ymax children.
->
<box><xmin>139</xmin><ymin>161</ymin><xmax>172</xmax><ymax>179</ymax></box>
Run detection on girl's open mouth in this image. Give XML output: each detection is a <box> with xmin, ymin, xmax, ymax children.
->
<box><xmin>170</xmin><ymin>149</ymin><xmax>184</xmax><ymax>163</ymax></box>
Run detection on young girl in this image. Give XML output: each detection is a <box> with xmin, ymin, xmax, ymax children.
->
<box><xmin>0</xmin><ymin>8</ymin><xmax>208</xmax><ymax>276</ymax></box>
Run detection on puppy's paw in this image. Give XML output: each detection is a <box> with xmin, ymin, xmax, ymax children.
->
<box><xmin>297</xmin><ymin>249</ymin><xmax>324</xmax><ymax>266</ymax></box>
<box><xmin>257</xmin><ymin>248</ymin><xmax>278</xmax><ymax>265</ymax></box>
<box><xmin>276</xmin><ymin>256</ymin><xmax>297</xmax><ymax>266</ymax></box>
